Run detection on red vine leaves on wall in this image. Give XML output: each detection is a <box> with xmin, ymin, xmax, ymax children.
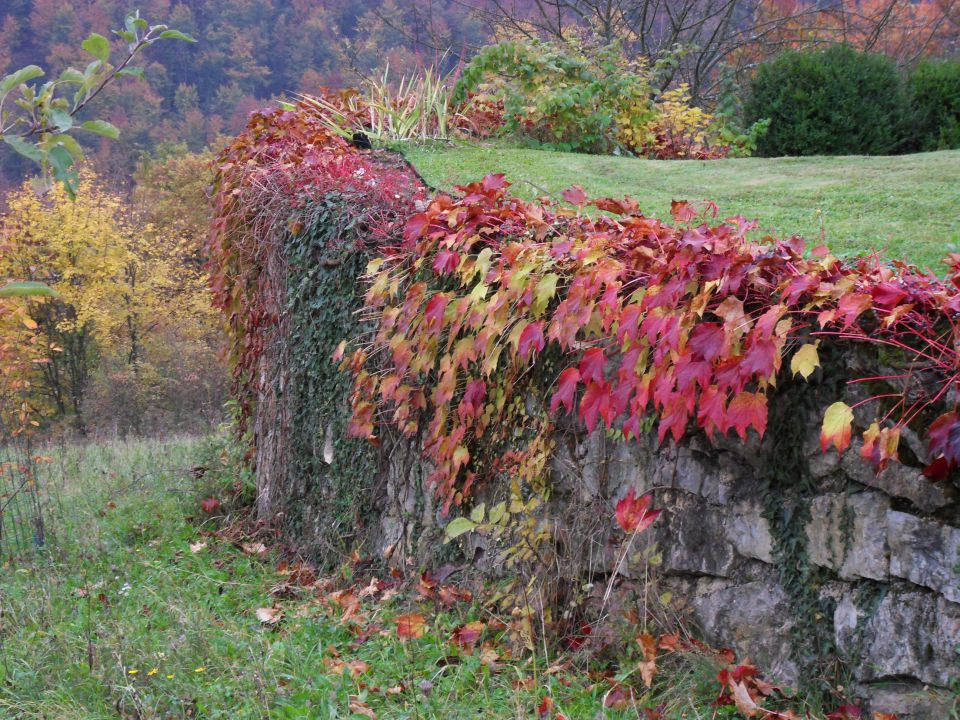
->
<box><xmin>345</xmin><ymin>174</ymin><xmax>959</xmax><ymax>512</ymax></box>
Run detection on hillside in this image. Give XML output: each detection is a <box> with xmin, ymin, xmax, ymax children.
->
<box><xmin>405</xmin><ymin>143</ymin><xmax>960</xmax><ymax>271</ymax></box>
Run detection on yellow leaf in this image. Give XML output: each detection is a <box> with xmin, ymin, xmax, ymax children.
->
<box><xmin>790</xmin><ymin>342</ymin><xmax>820</xmax><ymax>380</ymax></box>
<box><xmin>821</xmin><ymin>401</ymin><xmax>854</xmax><ymax>454</ymax></box>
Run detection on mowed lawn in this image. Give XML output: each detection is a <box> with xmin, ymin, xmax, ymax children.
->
<box><xmin>405</xmin><ymin>143</ymin><xmax>960</xmax><ymax>271</ymax></box>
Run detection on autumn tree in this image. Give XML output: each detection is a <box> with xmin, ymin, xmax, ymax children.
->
<box><xmin>469</xmin><ymin>0</ymin><xmax>958</xmax><ymax>101</ymax></box>
<box><xmin>0</xmin><ymin>161</ymin><xmax>224</xmax><ymax>434</ymax></box>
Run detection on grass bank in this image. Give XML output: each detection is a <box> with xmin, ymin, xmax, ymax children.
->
<box><xmin>0</xmin><ymin>437</ymin><xmax>755</xmax><ymax>719</ymax></box>
<box><xmin>404</xmin><ymin>143</ymin><xmax>960</xmax><ymax>271</ymax></box>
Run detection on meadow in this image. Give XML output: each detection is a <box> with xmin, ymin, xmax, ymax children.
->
<box><xmin>406</xmin><ymin>143</ymin><xmax>960</xmax><ymax>270</ymax></box>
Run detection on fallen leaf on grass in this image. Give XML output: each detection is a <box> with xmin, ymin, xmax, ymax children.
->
<box><xmin>395</xmin><ymin>613</ymin><xmax>427</xmax><ymax>639</ymax></box>
<box><xmin>326</xmin><ymin>589</ymin><xmax>361</xmax><ymax>623</ymax></box>
<box><xmin>358</xmin><ymin>577</ymin><xmax>385</xmax><ymax>598</ymax></box>
<box><xmin>348</xmin><ymin>698</ymin><xmax>377</xmax><ymax>719</ymax></box>
<box><xmin>255</xmin><ymin>607</ymin><xmax>283</xmax><ymax>625</ymax></box>
<box><xmin>240</xmin><ymin>541</ymin><xmax>267</xmax><ymax>556</ymax></box>
<box><xmin>731</xmin><ymin>680</ymin><xmax>759</xmax><ymax>717</ymax></box>
<box><xmin>451</xmin><ymin>620</ymin><xmax>485</xmax><ymax>650</ymax></box>
<box><xmin>637</xmin><ymin>632</ymin><xmax>657</xmax><ymax>688</ymax></box>
<box><xmin>189</xmin><ymin>541</ymin><xmax>206</xmax><ymax>554</ymax></box>
<box><xmin>538</xmin><ymin>696</ymin><xmax>553</xmax><ymax>718</ymax></box>
<box><xmin>603</xmin><ymin>684</ymin><xmax>636</xmax><ymax>710</ymax></box>
<box><xmin>479</xmin><ymin>643</ymin><xmax>500</xmax><ymax>670</ymax></box>
<box><xmin>323</xmin><ymin>657</ymin><xmax>369</xmax><ymax>679</ymax></box>
<box><xmin>437</xmin><ymin>584</ymin><xmax>472</xmax><ymax>606</ymax></box>
<box><xmin>269</xmin><ymin>581</ymin><xmax>300</xmax><ymax>599</ymax></box>
<box><xmin>200</xmin><ymin>497</ymin><xmax>221</xmax><ymax>514</ymax></box>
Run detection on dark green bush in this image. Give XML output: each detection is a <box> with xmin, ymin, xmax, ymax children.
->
<box><xmin>904</xmin><ymin>59</ymin><xmax>960</xmax><ymax>152</ymax></box>
<box><xmin>744</xmin><ymin>45</ymin><xmax>905</xmax><ymax>157</ymax></box>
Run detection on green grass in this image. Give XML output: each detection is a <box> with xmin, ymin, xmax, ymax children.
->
<box><xmin>404</xmin><ymin>142</ymin><xmax>960</xmax><ymax>271</ymax></box>
<box><xmin>0</xmin><ymin>436</ymin><xmax>747</xmax><ymax>719</ymax></box>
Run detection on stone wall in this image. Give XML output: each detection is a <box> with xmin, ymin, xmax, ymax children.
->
<box><xmin>366</xmin><ymin>388</ymin><xmax>959</xmax><ymax>718</ymax></box>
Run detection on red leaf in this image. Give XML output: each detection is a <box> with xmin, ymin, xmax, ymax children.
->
<box><xmin>518</xmin><ymin>321</ymin><xmax>546</xmax><ymax>361</ymax></box>
<box><xmin>688</xmin><ymin>323</ymin><xmax>726</xmax><ymax>362</ymax></box>
<box><xmin>580</xmin><ymin>380</ymin><xmax>612</xmax><ymax>432</ymax></box>
<box><xmin>551</xmin><ymin>367</ymin><xmax>580</xmax><ymax>415</ymax></box>
<box><xmin>404</xmin><ymin>213</ymin><xmax>429</xmax><ymax>246</ymax></box>
<box><xmin>482</xmin><ymin>173</ymin><xmax>507</xmax><ymax>192</ymax></box>
<box><xmin>923</xmin><ymin>455</ymin><xmax>951</xmax><ymax>482</ymax></box>
<box><xmin>821</xmin><ymin>401</ymin><xmax>854</xmax><ymax>454</ymax></box>
<box><xmin>451</xmin><ymin>620</ymin><xmax>485</xmax><ymax>649</ymax></box>
<box><xmin>424</xmin><ymin>294</ymin><xmax>449</xmax><ymax>334</ymax></box>
<box><xmin>616</xmin><ymin>489</ymin><xmax>662</xmax><ymax>534</ymax></box>
<box><xmin>562</xmin><ymin>185</ymin><xmax>587</xmax><ymax>207</ymax></box>
<box><xmin>928</xmin><ymin>411</ymin><xmax>960</xmax><ymax>465</ymax></box>
<box><xmin>727</xmin><ymin>391</ymin><xmax>768</xmax><ymax>440</ymax></box>
<box><xmin>433</xmin><ymin>249</ymin><xmax>460</xmax><ymax>275</ymax></box>
<box><xmin>740</xmin><ymin>337</ymin><xmax>780</xmax><ymax>380</ymax></box>
<box><xmin>579</xmin><ymin>347</ymin><xmax>607</xmax><ymax>384</ymax></box>
<box><xmin>871</xmin><ymin>281</ymin><xmax>907</xmax><ymax>308</ymax></box>
<box><xmin>836</xmin><ymin>293</ymin><xmax>872</xmax><ymax>329</ymax></box>
<box><xmin>697</xmin><ymin>384</ymin><xmax>728</xmax><ymax>437</ymax></box>
<box><xmin>201</xmin><ymin>497</ymin><xmax>221</xmax><ymax>514</ymax></box>
<box><xmin>861</xmin><ymin>423</ymin><xmax>900</xmax><ymax>471</ymax></box>
<box><xmin>459</xmin><ymin>379</ymin><xmax>487</xmax><ymax>417</ymax></box>
<box><xmin>670</xmin><ymin>199</ymin><xmax>696</xmax><ymax>223</ymax></box>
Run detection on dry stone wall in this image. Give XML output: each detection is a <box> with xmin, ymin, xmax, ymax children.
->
<box><xmin>366</xmin><ymin>389</ymin><xmax>959</xmax><ymax>717</ymax></box>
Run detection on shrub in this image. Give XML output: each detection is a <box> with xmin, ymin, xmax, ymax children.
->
<box><xmin>454</xmin><ymin>39</ymin><xmax>743</xmax><ymax>158</ymax></box>
<box><xmin>744</xmin><ymin>45</ymin><xmax>906</xmax><ymax>156</ymax></box>
<box><xmin>453</xmin><ymin>38</ymin><xmax>657</xmax><ymax>154</ymax></box>
<box><xmin>904</xmin><ymin>59</ymin><xmax>960</xmax><ymax>151</ymax></box>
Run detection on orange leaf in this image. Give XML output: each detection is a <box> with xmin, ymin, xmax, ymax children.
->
<box><xmin>395</xmin><ymin>613</ymin><xmax>427</xmax><ymax>639</ymax></box>
<box><xmin>637</xmin><ymin>633</ymin><xmax>657</xmax><ymax>688</ymax></box>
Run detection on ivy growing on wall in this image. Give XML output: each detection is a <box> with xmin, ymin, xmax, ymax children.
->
<box><xmin>280</xmin><ymin>195</ymin><xmax>383</xmax><ymax>559</ymax></box>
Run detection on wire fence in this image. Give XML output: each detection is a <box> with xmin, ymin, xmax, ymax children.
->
<box><xmin>0</xmin><ymin>436</ymin><xmax>56</xmax><ymax>563</ymax></box>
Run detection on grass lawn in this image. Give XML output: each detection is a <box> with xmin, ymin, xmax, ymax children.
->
<box><xmin>404</xmin><ymin>142</ymin><xmax>960</xmax><ymax>272</ymax></box>
<box><xmin>0</xmin><ymin>437</ymin><xmax>752</xmax><ymax>719</ymax></box>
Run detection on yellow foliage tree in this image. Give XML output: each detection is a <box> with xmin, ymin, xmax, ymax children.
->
<box><xmin>0</xmin><ymin>163</ymin><xmax>221</xmax><ymax>432</ymax></box>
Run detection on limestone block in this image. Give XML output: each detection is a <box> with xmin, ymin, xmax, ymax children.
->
<box><xmin>656</xmin><ymin>495</ymin><xmax>737</xmax><ymax>577</ymax></box>
<box><xmin>842</xmin><ymin>444</ymin><xmax>952</xmax><ymax>513</ymax></box>
<box><xmin>850</xmin><ymin>590</ymin><xmax>960</xmax><ymax>687</ymax></box>
<box><xmin>806</xmin><ymin>492</ymin><xmax>889</xmax><ymax>581</ymax></box>
<box><xmin>887</xmin><ymin>511</ymin><xmax>960</xmax><ymax>603</ymax></box>
<box><xmin>723</xmin><ymin>501</ymin><xmax>774</xmax><ymax>563</ymax></box>
<box><xmin>691</xmin><ymin>579</ymin><xmax>800</xmax><ymax>687</ymax></box>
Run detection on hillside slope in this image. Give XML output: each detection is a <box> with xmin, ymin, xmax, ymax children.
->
<box><xmin>405</xmin><ymin>143</ymin><xmax>960</xmax><ymax>270</ymax></box>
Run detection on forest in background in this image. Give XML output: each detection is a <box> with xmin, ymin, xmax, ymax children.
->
<box><xmin>0</xmin><ymin>0</ymin><xmax>490</xmax><ymax>191</ymax></box>
<box><xmin>2</xmin><ymin>0</ymin><xmax>958</xmax><ymax>192</ymax></box>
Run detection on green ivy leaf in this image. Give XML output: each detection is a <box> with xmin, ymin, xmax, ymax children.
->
<box><xmin>81</xmin><ymin>33</ymin><xmax>111</xmax><ymax>63</ymax></box>
<box><xmin>58</xmin><ymin>68</ymin><xmax>85</xmax><ymax>86</ymax></box>
<box><xmin>469</xmin><ymin>503</ymin><xmax>486</xmax><ymax>523</ymax></box>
